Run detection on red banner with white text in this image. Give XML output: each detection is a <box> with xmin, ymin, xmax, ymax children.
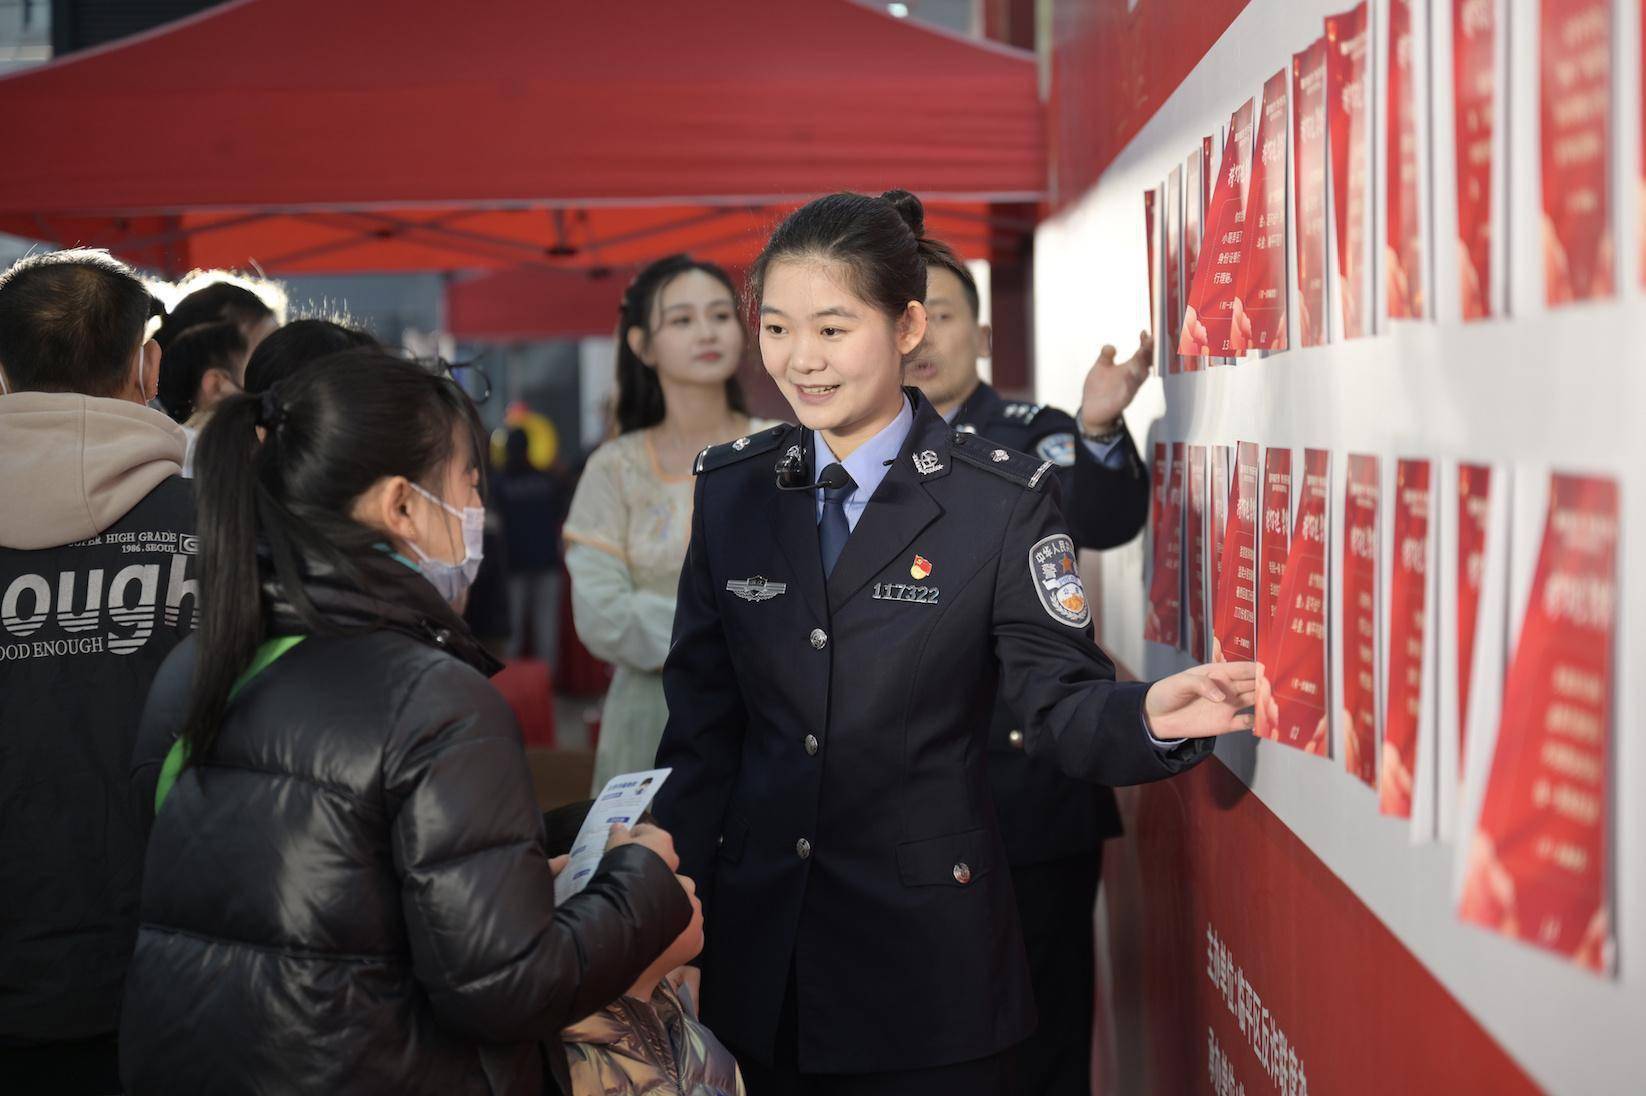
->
<box><xmin>1293</xmin><ymin>37</ymin><xmax>1330</xmax><ymax>346</ymax></box>
<box><xmin>1381</xmin><ymin>459</ymin><xmax>1432</xmax><ymax>818</ymax></box>
<box><xmin>1145</xmin><ymin>443</ymin><xmax>1184</xmax><ymax>645</ymax></box>
<box><xmin>1342</xmin><ymin>454</ymin><xmax>1381</xmax><ymax>786</ymax></box>
<box><xmin>1327</xmin><ymin>3</ymin><xmax>1372</xmax><ymax>338</ymax></box>
<box><xmin>1242</xmin><ymin>68</ymin><xmax>1290</xmax><ymax>350</ymax></box>
<box><xmin>1182</xmin><ymin>100</ymin><xmax>1256</xmax><ymax>357</ymax></box>
<box><xmin>1539</xmin><ymin>0</ymin><xmax>1614</xmax><ymax>304</ymax></box>
<box><xmin>1453</xmin><ymin>0</ymin><xmax>1499</xmax><ymax>320</ymax></box>
<box><xmin>1254</xmin><ymin>449</ymin><xmax>1331</xmax><ymax>753</ymax></box>
<box><xmin>1460</xmin><ymin>474</ymin><xmax>1617</xmax><ymax>974</ymax></box>
<box><xmin>1213</xmin><ymin>442</ymin><xmax>1260</xmax><ymax>661</ymax></box>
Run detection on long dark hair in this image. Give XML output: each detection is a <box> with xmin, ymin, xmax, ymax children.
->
<box><xmin>746</xmin><ymin>190</ymin><xmax>928</xmax><ymax>323</ymax></box>
<box><xmin>156</xmin><ymin>321</ymin><xmax>247</xmax><ymax>423</ymax></box>
<box><xmin>613</xmin><ymin>254</ymin><xmax>747</xmax><ymax>434</ymax></box>
<box><xmin>182</xmin><ymin>350</ymin><xmax>484</xmax><ymax>762</ymax></box>
<box><xmin>243</xmin><ymin>318</ymin><xmax>377</xmax><ymax>394</ymax></box>
<box><xmin>157</xmin><ymin>277</ymin><xmax>278</xmax><ymax>349</ymax></box>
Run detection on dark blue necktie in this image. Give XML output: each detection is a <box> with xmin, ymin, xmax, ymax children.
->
<box><xmin>817</xmin><ymin>465</ymin><xmax>856</xmax><ymax>578</ymax></box>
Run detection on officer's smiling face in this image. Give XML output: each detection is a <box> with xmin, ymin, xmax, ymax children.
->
<box><xmin>904</xmin><ymin>265</ymin><xmax>990</xmax><ymax>416</ymax></box>
<box><xmin>759</xmin><ymin>258</ymin><xmax>926</xmax><ymax>458</ymax></box>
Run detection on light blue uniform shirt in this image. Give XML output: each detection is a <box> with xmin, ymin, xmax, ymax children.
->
<box><xmin>811</xmin><ymin>395</ymin><xmax>914</xmax><ymax>532</ymax></box>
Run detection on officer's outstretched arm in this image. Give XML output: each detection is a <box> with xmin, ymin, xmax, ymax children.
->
<box><xmin>991</xmin><ymin>481</ymin><xmax>1211</xmax><ymax>786</ymax></box>
<box><xmin>651</xmin><ymin>476</ymin><xmax>749</xmax><ymax>919</ymax></box>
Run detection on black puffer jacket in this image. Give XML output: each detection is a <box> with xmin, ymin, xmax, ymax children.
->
<box><xmin>121</xmin><ymin>564</ymin><xmax>692</xmax><ymax>1094</ymax></box>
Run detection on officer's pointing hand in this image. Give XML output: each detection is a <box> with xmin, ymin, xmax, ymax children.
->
<box><xmin>1142</xmin><ymin>662</ymin><xmax>1262</xmax><ymax>739</ymax></box>
<box><xmin>1079</xmin><ymin>330</ymin><xmax>1152</xmax><ymax>434</ymax></box>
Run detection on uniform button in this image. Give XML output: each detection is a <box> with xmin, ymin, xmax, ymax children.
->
<box><xmin>1008</xmin><ymin>729</ymin><xmax>1024</xmax><ymax>749</ymax></box>
<box><xmin>796</xmin><ymin>838</ymin><xmax>812</xmax><ymax>860</ymax></box>
<box><xmin>804</xmin><ymin>734</ymin><xmax>820</xmax><ymax>756</ymax></box>
<box><xmin>953</xmin><ymin>862</ymin><xmax>973</xmax><ymax>885</ymax></box>
<box><xmin>809</xmin><ymin>628</ymin><xmax>828</xmax><ymax>650</ymax></box>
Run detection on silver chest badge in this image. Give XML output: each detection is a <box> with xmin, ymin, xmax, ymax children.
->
<box><xmin>912</xmin><ymin>450</ymin><xmax>944</xmax><ymax>475</ymax></box>
<box><xmin>726</xmin><ymin>575</ymin><xmax>788</xmax><ymax>602</ymax></box>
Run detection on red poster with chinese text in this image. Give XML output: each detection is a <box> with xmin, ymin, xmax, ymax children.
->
<box><xmin>1210</xmin><ymin>446</ymin><xmax>1230</xmax><ymax>612</ymax></box>
<box><xmin>1259</xmin><ymin>448</ymin><xmax>1293</xmax><ymax>658</ymax></box>
<box><xmin>1327</xmin><ymin>4</ymin><xmax>1372</xmax><ymax>338</ymax></box>
<box><xmin>1199</xmin><ymin>135</ymin><xmax>1218</xmax><ymax>366</ymax></box>
<box><xmin>1181</xmin><ymin>100</ymin><xmax>1256</xmax><ymax>357</ymax></box>
<box><xmin>1242</xmin><ymin>68</ymin><xmax>1290</xmax><ymax>350</ymax></box>
<box><xmin>1457</xmin><ymin>463</ymin><xmax>1491</xmax><ymax>769</ymax></box>
<box><xmin>1165</xmin><ymin>166</ymin><xmax>1185</xmax><ymax>374</ymax></box>
<box><xmin>1387</xmin><ymin>0</ymin><xmax>1427</xmax><ymax>319</ymax></box>
<box><xmin>1342</xmin><ymin>454</ymin><xmax>1380</xmax><ymax>786</ymax></box>
<box><xmin>1145</xmin><ymin>188</ymin><xmax>1159</xmax><ymax>341</ymax></box>
<box><xmin>1461</xmin><ymin>474</ymin><xmax>1617</xmax><ymax>974</ymax></box>
<box><xmin>1143</xmin><ymin>442</ymin><xmax>1167</xmax><ymax>640</ymax></box>
<box><xmin>1256</xmin><ymin>449</ymin><xmax>1330</xmax><ymax>753</ymax></box>
<box><xmin>1183</xmin><ymin>148</ymin><xmax>1206</xmax><ymax>373</ymax></box>
<box><xmin>1381</xmin><ymin>460</ymin><xmax>1432</xmax><ymax>817</ymax></box>
<box><xmin>1540</xmin><ymin>0</ymin><xmax>1614</xmax><ymax>304</ymax></box>
<box><xmin>1293</xmin><ymin>38</ymin><xmax>1330</xmax><ymax>346</ymax></box>
<box><xmin>1213</xmin><ymin>442</ymin><xmax>1259</xmax><ymax>662</ymax></box>
<box><xmin>1187</xmin><ymin>445</ymin><xmax>1209</xmax><ymax>660</ymax></box>
<box><xmin>1453</xmin><ymin>0</ymin><xmax>1498</xmax><ymax>319</ymax></box>
<box><xmin>1144</xmin><ymin>443</ymin><xmax>1184</xmax><ymax>646</ymax></box>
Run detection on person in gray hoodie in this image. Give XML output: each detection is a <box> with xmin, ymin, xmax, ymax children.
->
<box><xmin>0</xmin><ymin>248</ymin><xmax>195</xmax><ymax>1093</ymax></box>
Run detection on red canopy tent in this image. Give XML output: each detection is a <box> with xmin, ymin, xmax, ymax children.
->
<box><xmin>0</xmin><ymin>0</ymin><xmax>1045</xmax><ymax>282</ymax></box>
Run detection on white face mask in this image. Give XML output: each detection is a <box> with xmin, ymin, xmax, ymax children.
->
<box><xmin>407</xmin><ymin>482</ymin><xmax>485</xmax><ymax>604</ymax></box>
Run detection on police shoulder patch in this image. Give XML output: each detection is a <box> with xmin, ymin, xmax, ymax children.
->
<box><xmin>693</xmin><ymin>424</ymin><xmax>790</xmax><ymax>475</ymax></box>
<box><xmin>1034</xmin><ymin>432</ymin><xmax>1077</xmax><ymax>468</ymax></box>
<box><xmin>950</xmin><ymin>433</ymin><xmax>1055</xmax><ymax>490</ymax></box>
<box><xmin>1029</xmin><ymin>533</ymin><xmax>1091</xmax><ymax>628</ymax></box>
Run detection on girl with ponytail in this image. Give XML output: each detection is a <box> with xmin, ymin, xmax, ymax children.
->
<box><xmin>650</xmin><ymin>190</ymin><xmax>1261</xmax><ymax>1092</ymax></box>
<box><xmin>120</xmin><ymin>351</ymin><xmax>693</xmax><ymax>1095</ymax></box>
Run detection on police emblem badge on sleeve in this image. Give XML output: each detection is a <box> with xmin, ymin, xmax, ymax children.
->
<box><xmin>1029</xmin><ymin>534</ymin><xmax>1090</xmax><ymax>628</ymax></box>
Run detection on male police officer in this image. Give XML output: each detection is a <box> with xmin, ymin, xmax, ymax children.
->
<box><xmin>905</xmin><ymin>238</ymin><xmax>1151</xmax><ymax>1095</ymax></box>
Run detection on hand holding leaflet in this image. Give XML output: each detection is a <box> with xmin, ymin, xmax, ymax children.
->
<box><xmin>554</xmin><ymin>768</ymin><xmax>673</xmax><ymax>905</ymax></box>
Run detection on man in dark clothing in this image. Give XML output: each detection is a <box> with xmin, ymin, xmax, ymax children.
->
<box><xmin>492</xmin><ymin>428</ymin><xmax>568</xmax><ymax>664</ymax></box>
<box><xmin>0</xmin><ymin>249</ymin><xmax>196</xmax><ymax>1092</ymax></box>
<box><xmin>905</xmin><ymin>239</ymin><xmax>1151</xmax><ymax>1095</ymax></box>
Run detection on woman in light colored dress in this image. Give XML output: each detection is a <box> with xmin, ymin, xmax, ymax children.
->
<box><xmin>564</xmin><ymin>255</ymin><xmax>780</xmax><ymax>791</ymax></box>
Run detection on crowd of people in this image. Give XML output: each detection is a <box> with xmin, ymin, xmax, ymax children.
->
<box><xmin>0</xmin><ymin>190</ymin><xmax>1260</xmax><ymax>1096</ymax></box>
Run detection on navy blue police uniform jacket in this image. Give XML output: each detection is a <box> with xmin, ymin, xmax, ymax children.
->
<box><xmin>949</xmin><ymin>382</ymin><xmax>1149</xmax><ymax>867</ymax></box>
<box><xmin>651</xmin><ymin>389</ymin><xmax>1206</xmax><ymax>1074</ymax></box>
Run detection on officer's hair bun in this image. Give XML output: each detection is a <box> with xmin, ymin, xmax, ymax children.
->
<box><xmin>880</xmin><ymin>189</ymin><xmax>925</xmax><ymax>239</ymax></box>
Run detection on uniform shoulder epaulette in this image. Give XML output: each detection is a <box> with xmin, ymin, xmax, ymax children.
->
<box><xmin>997</xmin><ymin>400</ymin><xmax>1044</xmax><ymax>424</ymax></box>
<box><xmin>693</xmin><ymin>423</ymin><xmax>789</xmax><ymax>475</ymax></box>
<box><xmin>948</xmin><ymin>431</ymin><xmax>1056</xmax><ymax>491</ymax></box>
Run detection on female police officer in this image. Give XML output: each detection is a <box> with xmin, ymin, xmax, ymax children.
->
<box><xmin>651</xmin><ymin>190</ymin><xmax>1258</xmax><ymax>1095</ymax></box>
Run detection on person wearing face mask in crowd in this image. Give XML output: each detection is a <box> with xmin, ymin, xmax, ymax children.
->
<box><xmin>123</xmin><ymin>350</ymin><xmax>695</xmax><ymax>1095</ymax></box>
<box><xmin>0</xmin><ymin>249</ymin><xmax>190</xmax><ymax>1095</ymax></box>
<box><xmin>564</xmin><ymin>254</ymin><xmax>781</xmax><ymax>793</ymax></box>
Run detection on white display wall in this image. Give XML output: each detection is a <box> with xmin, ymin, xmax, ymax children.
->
<box><xmin>1033</xmin><ymin>0</ymin><xmax>1644</xmax><ymax>1090</ymax></box>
